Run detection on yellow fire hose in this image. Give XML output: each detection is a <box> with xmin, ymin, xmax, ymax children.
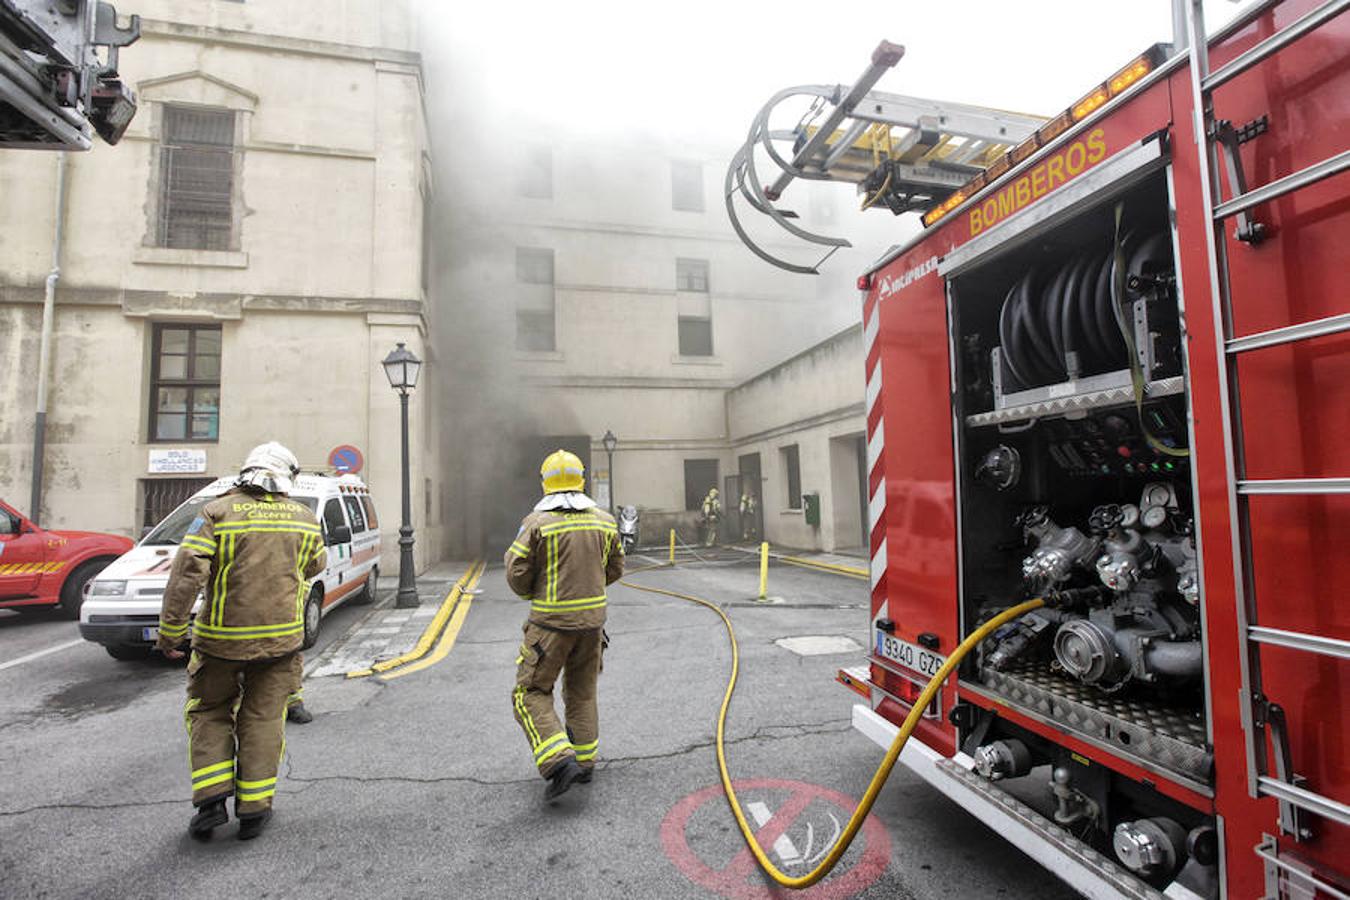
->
<box><xmin>623</xmin><ymin>572</ymin><xmax>1045</xmax><ymax>889</ymax></box>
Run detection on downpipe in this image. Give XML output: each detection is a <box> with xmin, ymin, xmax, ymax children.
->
<box><xmin>30</xmin><ymin>152</ymin><xmax>68</xmax><ymax>525</ymax></box>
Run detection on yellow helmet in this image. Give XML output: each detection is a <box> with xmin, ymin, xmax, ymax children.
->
<box><xmin>540</xmin><ymin>449</ymin><xmax>585</xmax><ymax>494</ymax></box>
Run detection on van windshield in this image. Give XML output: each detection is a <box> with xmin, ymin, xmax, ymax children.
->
<box><xmin>141</xmin><ymin>494</ymin><xmax>318</xmax><ymax>545</ymax></box>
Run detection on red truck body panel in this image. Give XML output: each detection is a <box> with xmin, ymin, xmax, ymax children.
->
<box><xmin>860</xmin><ymin>3</ymin><xmax>1348</xmax><ymax>894</ymax></box>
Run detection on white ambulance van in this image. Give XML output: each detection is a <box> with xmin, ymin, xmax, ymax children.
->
<box><xmin>79</xmin><ymin>473</ymin><xmax>382</xmax><ymax>660</ymax></box>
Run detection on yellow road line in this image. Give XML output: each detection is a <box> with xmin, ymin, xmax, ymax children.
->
<box><xmin>346</xmin><ymin>560</ymin><xmax>484</xmax><ymax>679</ymax></box>
<box><xmin>777</xmin><ymin>554</ymin><xmax>869</xmax><ymax>579</ymax></box>
<box><xmin>378</xmin><ymin>562</ymin><xmax>484</xmax><ymax>681</ymax></box>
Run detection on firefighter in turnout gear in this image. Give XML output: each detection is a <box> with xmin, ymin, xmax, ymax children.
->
<box><xmin>506</xmin><ymin>449</ymin><xmax>623</xmax><ymax>801</ymax></box>
<box><xmin>739</xmin><ymin>491</ymin><xmax>758</xmax><ymax>541</ymax></box>
<box><xmin>701</xmin><ymin>487</ymin><xmax>722</xmax><ymax>547</ymax></box>
<box><xmin>157</xmin><ymin>442</ymin><xmax>326</xmax><ymax>841</ymax></box>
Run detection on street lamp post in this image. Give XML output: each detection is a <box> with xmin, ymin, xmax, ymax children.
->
<box><xmin>382</xmin><ymin>342</ymin><xmax>422</xmax><ymax>609</ymax></box>
<box><xmin>602</xmin><ymin>430</ymin><xmax>617</xmax><ymax>515</ymax></box>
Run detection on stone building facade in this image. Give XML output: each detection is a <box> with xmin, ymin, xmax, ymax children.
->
<box><xmin>0</xmin><ymin>0</ymin><xmax>441</xmax><ymax>572</ymax></box>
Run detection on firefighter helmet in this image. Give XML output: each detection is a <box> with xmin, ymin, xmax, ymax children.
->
<box><xmin>540</xmin><ymin>449</ymin><xmax>585</xmax><ymax>494</ymax></box>
<box><xmin>238</xmin><ymin>441</ymin><xmax>301</xmax><ymax>494</ymax></box>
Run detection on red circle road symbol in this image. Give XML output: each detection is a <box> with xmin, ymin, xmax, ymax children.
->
<box><xmin>661</xmin><ymin>778</ymin><xmax>891</xmax><ymax>899</ymax></box>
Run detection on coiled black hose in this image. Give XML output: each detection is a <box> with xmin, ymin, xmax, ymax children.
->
<box><xmin>997</xmin><ymin>228</ymin><xmax>1172</xmax><ymax>390</ymax></box>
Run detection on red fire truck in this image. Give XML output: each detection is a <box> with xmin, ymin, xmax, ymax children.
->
<box><xmin>731</xmin><ymin>1</ymin><xmax>1346</xmax><ymax>896</ymax></box>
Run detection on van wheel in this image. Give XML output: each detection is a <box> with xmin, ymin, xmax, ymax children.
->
<box><xmin>60</xmin><ymin>560</ymin><xmax>110</xmax><ymax>618</ymax></box>
<box><xmin>353</xmin><ymin>567</ymin><xmax>378</xmax><ymax>605</ymax></box>
<box><xmin>302</xmin><ymin>586</ymin><xmax>323</xmax><ymax>650</ymax></box>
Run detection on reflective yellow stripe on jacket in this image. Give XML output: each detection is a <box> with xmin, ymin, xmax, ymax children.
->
<box><xmin>530</xmin><ymin>516</ymin><xmax>616</xmax><ymax>614</ymax></box>
<box><xmin>201</xmin><ymin>520</ymin><xmax>320</xmax><ymax>638</ymax></box>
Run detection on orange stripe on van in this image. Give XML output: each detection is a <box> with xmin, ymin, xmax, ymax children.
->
<box><xmin>323</xmin><ymin>577</ymin><xmax>367</xmax><ymax>608</ymax></box>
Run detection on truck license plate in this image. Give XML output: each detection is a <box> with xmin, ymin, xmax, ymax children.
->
<box><xmin>142</xmin><ymin>627</ymin><xmax>159</xmax><ymax>641</ymax></box>
<box><xmin>875</xmin><ymin>632</ymin><xmax>945</xmax><ymax>680</ymax></box>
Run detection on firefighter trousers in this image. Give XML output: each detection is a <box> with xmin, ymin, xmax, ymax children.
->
<box><xmin>512</xmin><ymin>621</ymin><xmax>605</xmax><ymax>778</ymax></box>
<box><xmin>183</xmin><ymin>650</ymin><xmax>301</xmax><ymax>815</ymax></box>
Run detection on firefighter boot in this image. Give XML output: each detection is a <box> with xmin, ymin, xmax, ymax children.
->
<box><xmin>286</xmin><ymin>700</ymin><xmax>313</xmax><ymax>724</ymax></box>
<box><xmin>237</xmin><ymin>809</ymin><xmax>272</xmax><ymax>841</ymax></box>
<box><xmin>188</xmin><ymin>797</ymin><xmax>228</xmax><ymax>841</ymax></box>
<box><xmin>544</xmin><ymin>758</ymin><xmax>583</xmax><ymax>801</ymax></box>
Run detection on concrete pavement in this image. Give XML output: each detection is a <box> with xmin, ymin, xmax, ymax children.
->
<box><xmin>0</xmin><ymin>554</ymin><xmax>1079</xmax><ymax>899</ymax></box>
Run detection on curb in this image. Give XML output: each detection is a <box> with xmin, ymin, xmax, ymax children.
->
<box><xmin>345</xmin><ymin>560</ymin><xmax>484</xmax><ymax>678</ymax></box>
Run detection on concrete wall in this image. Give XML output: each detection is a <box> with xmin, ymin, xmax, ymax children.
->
<box><xmin>0</xmin><ymin>1</ymin><xmax>440</xmax><ymax>573</ymax></box>
<box><xmin>727</xmin><ymin>325</ymin><xmax>867</xmax><ymax>553</ymax></box>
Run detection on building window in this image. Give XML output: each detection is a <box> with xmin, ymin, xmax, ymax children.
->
<box><xmin>684</xmin><ymin>459</ymin><xmax>720</xmax><ymax>511</ymax></box>
<box><xmin>678</xmin><ymin>316</ymin><xmax>713</xmax><ymax>357</ymax></box>
<box><xmin>149</xmin><ymin>324</ymin><xmax>221</xmax><ymax>442</ymax></box>
<box><xmin>676</xmin><ymin>258</ymin><xmax>712</xmax><ymax>357</ymax></box>
<box><xmin>157</xmin><ymin>106</ymin><xmax>236</xmax><ymax>250</ymax></box>
<box><xmin>520</xmin><ymin>145</ymin><xmax>553</xmax><ymax>199</ymax></box>
<box><xmin>781</xmin><ymin>444</ymin><xmax>802</xmax><ymax>510</ymax></box>
<box><xmin>676</xmin><ymin>257</ymin><xmax>709</xmax><ymax>293</ymax></box>
<box><xmin>516</xmin><ymin>247</ymin><xmax>556</xmax><ymax>352</ymax></box>
<box><xmin>141</xmin><ymin>478</ymin><xmax>214</xmax><ymax>532</ymax></box>
<box><xmin>672</xmin><ymin>159</ymin><xmax>704</xmax><ymax>212</ymax></box>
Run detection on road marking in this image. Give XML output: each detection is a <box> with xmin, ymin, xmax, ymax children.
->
<box><xmin>379</xmin><ymin>566</ymin><xmax>481</xmax><ymax>681</ymax></box>
<box><xmin>0</xmin><ymin>638</ymin><xmax>84</xmax><ymax>672</ymax></box>
<box><xmin>773</xmin><ymin>636</ymin><xmax>862</xmax><ymax>657</ymax></box>
<box><xmin>748</xmin><ymin>801</ymin><xmax>801</xmax><ymax>865</ymax></box>
<box><xmin>346</xmin><ymin>560</ymin><xmax>483</xmax><ymax>678</ymax></box>
<box><xmin>661</xmin><ymin>778</ymin><xmax>891</xmax><ymax>899</ymax></box>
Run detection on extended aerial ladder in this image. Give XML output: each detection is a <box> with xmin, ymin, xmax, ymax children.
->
<box><xmin>725</xmin><ymin>40</ymin><xmax>1045</xmax><ymax>274</ymax></box>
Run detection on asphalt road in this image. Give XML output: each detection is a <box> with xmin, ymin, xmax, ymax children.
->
<box><xmin>0</xmin><ymin>553</ymin><xmax>1080</xmax><ymax>900</ymax></box>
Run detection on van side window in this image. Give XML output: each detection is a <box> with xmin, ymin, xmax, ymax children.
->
<box><xmin>322</xmin><ymin>499</ymin><xmax>347</xmax><ymax>540</ymax></box>
<box><xmin>342</xmin><ymin>496</ymin><xmax>367</xmax><ymax>533</ymax></box>
<box><xmin>361</xmin><ymin>496</ymin><xmax>379</xmax><ymax>530</ymax></box>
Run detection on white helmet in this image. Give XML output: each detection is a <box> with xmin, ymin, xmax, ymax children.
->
<box><xmin>238</xmin><ymin>441</ymin><xmax>300</xmax><ymax>494</ymax></box>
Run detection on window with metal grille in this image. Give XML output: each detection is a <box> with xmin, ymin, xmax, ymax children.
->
<box><xmin>158</xmin><ymin>106</ymin><xmax>235</xmax><ymax>250</ymax></box>
<box><xmin>516</xmin><ymin>247</ymin><xmax>556</xmax><ymax>352</ymax></box>
<box><xmin>676</xmin><ymin>257</ymin><xmax>709</xmax><ymax>292</ymax></box>
<box><xmin>149</xmin><ymin>324</ymin><xmax>222</xmax><ymax>442</ymax></box>
<box><xmin>672</xmin><ymin>159</ymin><xmax>704</xmax><ymax>212</ymax></box>
<box><xmin>781</xmin><ymin>444</ymin><xmax>802</xmax><ymax>509</ymax></box>
<box><xmin>141</xmin><ymin>478</ymin><xmax>214</xmax><ymax>532</ymax></box>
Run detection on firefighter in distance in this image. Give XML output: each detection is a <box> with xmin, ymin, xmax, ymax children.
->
<box><xmin>700</xmin><ymin>487</ymin><xmax>722</xmax><ymax>547</ymax></box>
<box><xmin>506</xmin><ymin>449</ymin><xmax>624</xmax><ymax>801</ymax></box>
<box><xmin>157</xmin><ymin>442</ymin><xmax>326</xmax><ymax>841</ymax></box>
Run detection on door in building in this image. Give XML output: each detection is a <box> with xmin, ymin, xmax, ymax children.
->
<box><xmin>723</xmin><ymin>474</ymin><xmax>742</xmax><ymax>543</ymax></box>
<box><xmin>492</xmin><ymin>435</ymin><xmax>593</xmax><ymax>552</ymax></box>
<box><xmin>738</xmin><ymin>453</ymin><xmax>763</xmax><ymax>541</ymax></box>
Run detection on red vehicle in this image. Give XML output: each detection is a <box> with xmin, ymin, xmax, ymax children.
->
<box><xmin>734</xmin><ymin>1</ymin><xmax>1346</xmax><ymax>896</ymax></box>
<box><xmin>0</xmin><ymin>499</ymin><xmax>133</xmax><ymax>617</ymax></box>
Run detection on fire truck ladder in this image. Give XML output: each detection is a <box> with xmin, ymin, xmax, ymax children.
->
<box><xmin>725</xmin><ymin>41</ymin><xmax>1044</xmax><ymax>274</ymax></box>
<box><xmin>1183</xmin><ymin>0</ymin><xmax>1350</xmax><ymax>891</ymax></box>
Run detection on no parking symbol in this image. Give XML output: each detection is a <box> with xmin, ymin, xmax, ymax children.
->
<box><xmin>660</xmin><ymin>778</ymin><xmax>891</xmax><ymax>899</ymax></box>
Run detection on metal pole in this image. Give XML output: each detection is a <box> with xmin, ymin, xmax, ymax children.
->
<box><xmin>30</xmin><ymin>151</ymin><xmax>67</xmax><ymax>525</ymax></box>
<box><xmin>606</xmin><ymin>447</ymin><xmax>614</xmax><ymax>515</ymax></box>
<box><xmin>395</xmin><ymin>390</ymin><xmax>419</xmax><ymax>608</ymax></box>
<box><xmin>759</xmin><ymin>542</ymin><xmax>770</xmax><ymax>599</ymax></box>
<box><xmin>1170</xmin><ymin>0</ymin><xmax>1191</xmax><ymax>52</ymax></box>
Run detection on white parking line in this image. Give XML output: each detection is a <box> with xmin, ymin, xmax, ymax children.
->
<box><xmin>0</xmin><ymin>638</ymin><xmax>85</xmax><ymax>672</ymax></box>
